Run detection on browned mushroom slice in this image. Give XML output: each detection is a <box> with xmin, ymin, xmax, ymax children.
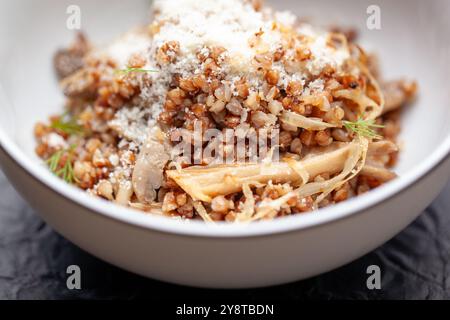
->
<box><xmin>368</xmin><ymin>140</ymin><xmax>398</xmax><ymax>157</ymax></box>
<box><xmin>60</xmin><ymin>68</ymin><xmax>98</xmax><ymax>99</ymax></box>
<box><xmin>382</xmin><ymin>80</ymin><xmax>418</xmax><ymax>114</ymax></box>
<box><xmin>360</xmin><ymin>165</ymin><xmax>397</xmax><ymax>182</ymax></box>
<box><xmin>166</xmin><ymin>142</ymin><xmax>357</xmax><ymax>202</ymax></box>
<box><xmin>329</xmin><ymin>26</ymin><xmax>358</xmax><ymax>43</ymax></box>
<box><xmin>54</xmin><ymin>32</ymin><xmax>90</xmax><ymax>80</ymax></box>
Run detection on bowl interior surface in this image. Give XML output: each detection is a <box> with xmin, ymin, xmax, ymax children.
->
<box><xmin>0</xmin><ymin>0</ymin><xmax>449</xmax><ymax>236</ymax></box>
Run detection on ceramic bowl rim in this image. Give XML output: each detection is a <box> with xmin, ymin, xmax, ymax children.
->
<box><xmin>1</xmin><ymin>0</ymin><xmax>450</xmax><ymax>238</ymax></box>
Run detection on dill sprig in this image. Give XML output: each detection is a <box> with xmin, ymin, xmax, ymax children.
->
<box><xmin>343</xmin><ymin>118</ymin><xmax>385</xmax><ymax>140</ymax></box>
<box><xmin>114</xmin><ymin>67</ymin><xmax>158</xmax><ymax>75</ymax></box>
<box><xmin>46</xmin><ymin>145</ymin><xmax>77</xmax><ymax>184</ymax></box>
<box><xmin>50</xmin><ymin>113</ymin><xmax>84</xmax><ymax>136</ymax></box>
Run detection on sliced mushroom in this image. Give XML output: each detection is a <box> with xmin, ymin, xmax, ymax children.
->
<box><xmin>360</xmin><ymin>165</ymin><xmax>397</xmax><ymax>182</ymax></box>
<box><xmin>54</xmin><ymin>32</ymin><xmax>90</xmax><ymax>80</ymax></box>
<box><xmin>382</xmin><ymin>80</ymin><xmax>417</xmax><ymax>114</ymax></box>
<box><xmin>60</xmin><ymin>68</ymin><xmax>98</xmax><ymax>99</ymax></box>
<box><xmin>368</xmin><ymin>140</ymin><xmax>398</xmax><ymax>157</ymax></box>
<box><xmin>132</xmin><ymin>134</ymin><xmax>170</xmax><ymax>204</ymax></box>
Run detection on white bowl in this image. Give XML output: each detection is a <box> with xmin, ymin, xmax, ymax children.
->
<box><xmin>1</xmin><ymin>0</ymin><xmax>450</xmax><ymax>288</ymax></box>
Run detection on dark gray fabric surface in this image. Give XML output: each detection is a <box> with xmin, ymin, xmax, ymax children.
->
<box><xmin>0</xmin><ymin>169</ymin><xmax>449</xmax><ymax>300</ymax></box>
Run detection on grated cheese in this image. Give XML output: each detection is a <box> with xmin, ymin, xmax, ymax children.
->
<box><xmin>108</xmin><ymin>107</ymin><xmax>151</xmax><ymax>145</ymax></box>
<box><xmin>104</xmin><ymin>0</ymin><xmax>352</xmax><ymax>149</ymax></box>
<box><xmin>306</xmin><ymin>34</ymin><xmax>350</xmax><ymax>76</ymax></box>
<box><xmin>43</xmin><ymin>133</ymin><xmax>68</xmax><ymax>149</ymax></box>
<box><xmin>151</xmin><ymin>0</ymin><xmax>268</xmax><ymax>70</ymax></box>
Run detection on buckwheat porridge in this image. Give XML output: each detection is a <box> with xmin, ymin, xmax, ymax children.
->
<box><xmin>34</xmin><ymin>0</ymin><xmax>417</xmax><ymax>222</ymax></box>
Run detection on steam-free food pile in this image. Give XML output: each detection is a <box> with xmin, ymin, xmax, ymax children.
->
<box><xmin>35</xmin><ymin>0</ymin><xmax>417</xmax><ymax>222</ymax></box>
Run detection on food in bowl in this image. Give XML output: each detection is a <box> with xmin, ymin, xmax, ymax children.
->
<box><xmin>34</xmin><ymin>0</ymin><xmax>417</xmax><ymax>222</ymax></box>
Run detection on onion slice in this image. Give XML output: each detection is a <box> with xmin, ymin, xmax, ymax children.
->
<box><xmin>280</xmin><ymin>110</ymin><xmax>337</xmax><ymax>130</ymax></box>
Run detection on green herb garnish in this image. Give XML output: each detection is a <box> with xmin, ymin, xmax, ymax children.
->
<box><xmin>114</xmin><ymin>67</ymin><xmax>158</xmax><ymax>75</ymax></box>
<box><xmin>50</xmin><ymin>113</ymin><xmax>84</xmax><ymax>136</ymax></box>
<box><xmin>46</xmin><ymin>145</ymin><xmax>77</xmax><ymax>184</ymax></box>
<box><xmin>343</xmin><ymin>118</ymin><xmax>385</xmax><ymax>140</ymax></box>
